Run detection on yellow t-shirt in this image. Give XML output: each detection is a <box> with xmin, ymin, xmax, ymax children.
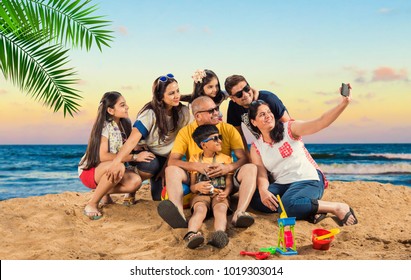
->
<box><xmin>171</xmin><ymin>121</ymin><xmax>244</xmax><ymax>160</ymax></box>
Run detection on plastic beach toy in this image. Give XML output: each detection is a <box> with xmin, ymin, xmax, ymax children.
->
<box><xmin>274</xmin><ymin>195</ymin><xmax>297</xmax><ymax>255</ymax></box>
<box><xmin>315</xmin><ymin>228</ymin><xmax>340</xmax><ymax>241</ymax></box>
<box><xmin>240</xmin><ymin>251</ymin><xmax>270</xmax><ymax>260</ymax></box>
<box><xmin>312</xmin><ymin>228</ymin><xmax>337</xmax><ymax>250</ymax></box>
<box><xmin>276</xmin><ymin>195</ymin><xmax>288</xmax><ymax>218</ymax></box>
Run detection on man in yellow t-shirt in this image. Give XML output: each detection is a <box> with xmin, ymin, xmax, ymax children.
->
<box><xmin>158</xmin><ymin>96</ymin><xmax>257</xmax><ymax>229</ymax></box>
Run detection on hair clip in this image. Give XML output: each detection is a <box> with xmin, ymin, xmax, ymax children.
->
<box><xmin>192</xmin><ymin>69</ymin><xmax>206</xmax><ymax>84</ymax></box>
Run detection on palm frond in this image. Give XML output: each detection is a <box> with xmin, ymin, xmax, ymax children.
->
<box><xmin>1</xmin><ymin>0</ymin><xmax>114</xmax><ymax>51</ymax></box>
<box><xmin>0</xmin><ymin>32</ymin><xmax>82</xmax><ymax>117</ymax></box>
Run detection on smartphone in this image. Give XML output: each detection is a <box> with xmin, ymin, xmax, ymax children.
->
<box><xmin>341</xmin><ymin>83</ymin><xmax>350</xmax><ymax>97</ymax></box>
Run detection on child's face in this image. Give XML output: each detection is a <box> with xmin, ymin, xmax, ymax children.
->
<box><xmin>202</xmin><ymin>77</ymin><xmax>219</xmax><ymax>98</ymax></box>
<box><xmin>201</xmin><ymin>133</ymin><xmax>222</xmax><ymax>152</ymax></box>
<box><xmin>108</xmin><ymin>96</ymin><xmax>129</xmax><ymax>120</ymax></box>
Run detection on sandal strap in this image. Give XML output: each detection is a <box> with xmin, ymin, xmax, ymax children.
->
<box><xmin>123</xmin><ymin>197</ymin><xmax>135</xmax><ymax>202</ymax></box>
<box><xmin>183</xmin><ymin>231</ymin><xmax>199</xmax><ymax>241</ymax></box>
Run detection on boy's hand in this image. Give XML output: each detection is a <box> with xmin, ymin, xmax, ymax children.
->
<box><xmin>216</xmin><ymin>190</ymin><xmax>228</xmax><ymax>201</ymax></box>
<box><xmin>194</xmin><ymin>181</ymin><xmax>214</xmax><ymax>194</ymax></box>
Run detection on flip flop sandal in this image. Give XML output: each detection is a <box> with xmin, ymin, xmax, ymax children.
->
<box><xmin>157</xmin><ymin>200</ymin><xmax>188</xmax><ymax>228</ymax></box>
<box><xmin>83</xmin><ymin>209</ymin><xmax>103</xmax><ymax>220</ymax></box>
<box><xmin>339</xmin><ymin>207</ymin><xmax>359</xmax><ymax>226</ymax></box>
<box><xmin>307</xmin><ymin>213</ymin><xmax>327</xmax><ymax>224</ymax></box>
<box><xmin>122</xmin><ymin>196</ymin><xmax>136</xmax><ymax>206</ymax></box>
<box><xmin>232</xmin><ymin>212</ymin><xmax>254</xmax><ymax>228</ymax></box>
<box><xmin>184</xmin><ymin>231</ymin><xmax>204</xmax><ymax>249</ymax></box>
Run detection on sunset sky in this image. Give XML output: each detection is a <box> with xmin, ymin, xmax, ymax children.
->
<box><xmin>1</xmin><ymin>0</ymin><xmax>410</xmax><ymax>144</ymax></box>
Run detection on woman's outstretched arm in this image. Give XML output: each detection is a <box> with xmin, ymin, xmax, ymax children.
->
<box><xmin>291</xmin><ymin>92</ymin><xmax>351</xmax><ymax>138</ymax></box>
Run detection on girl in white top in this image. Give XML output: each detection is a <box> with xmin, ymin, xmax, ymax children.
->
<box><xmin>106</xmin><ymin>74</ymin><xmax>190</xmax><ymax>203</ymax></box>
<box><xmin>248</xmin><ymin>89</ymin><xmax>358</xmax><ymax>226</ymax></box>
<box><xmin>78</xmin><ymin>91</ymin><xmax>144</xmax><ymax>220</ymax></box>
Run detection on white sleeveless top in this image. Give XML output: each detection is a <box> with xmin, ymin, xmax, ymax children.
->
<box><xmin>252</xmin><ymin>121</ymin><xmax>320</xmax><ymax>184</ymax></box>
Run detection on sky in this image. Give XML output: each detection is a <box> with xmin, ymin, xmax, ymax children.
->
<box><xmin>1</xmin><ymin>0</ymin><xmax>410</xmax><ymax>144</ymax></box>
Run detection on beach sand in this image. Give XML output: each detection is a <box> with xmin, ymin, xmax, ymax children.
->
<box><xmin>1</xmin><ymin>181</ymin><xmax>410</xmax><ymax>260</ymax></box>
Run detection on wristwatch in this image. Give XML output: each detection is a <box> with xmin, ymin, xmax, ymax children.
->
<box><xmin>132</xmin><ymin>154</ymin><xmax>138</xmax><ymax>161</ymax></box>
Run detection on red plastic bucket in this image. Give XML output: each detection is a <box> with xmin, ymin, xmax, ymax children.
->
<box><xmin>312</xmin><ymin>228</ymin><xmax>334</xmax><ymax>250</ymax></box>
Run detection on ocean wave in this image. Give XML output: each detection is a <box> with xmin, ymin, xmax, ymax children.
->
<box><xmin>310</xmin><ymin>153</ymin><xmax>336</xmax><ymax>159</ymax></box>
<box><xmin>349</xmin><ymin>153</ymin><xmax>411</xmax><ymax>160</ymax></box>
<box><xmin>318</xmin><ymin>162</ymin><xmax>411</xmax><ymax>175</ymax></box>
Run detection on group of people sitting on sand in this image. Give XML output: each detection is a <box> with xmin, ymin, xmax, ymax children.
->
<box><xmin>78</xmin><ymin>70</ymin><xmax>358</xmax><ymax>249</ymax></box>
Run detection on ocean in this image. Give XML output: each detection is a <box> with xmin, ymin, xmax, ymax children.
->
<box><xmin>0</xmin><ymin>144</ymin><xmax>410</xmax><ymax>201</ymax></box>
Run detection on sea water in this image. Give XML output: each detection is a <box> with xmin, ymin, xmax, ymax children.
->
<box><xmin>0</xmin><ymin>144</ymin><xmax>410</xmax><ymax>201</ymax></box>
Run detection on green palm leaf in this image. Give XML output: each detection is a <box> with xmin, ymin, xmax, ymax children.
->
<box><xmin>0</xmin><ymin>31</ymin><xmax>82</xmax><ymax>116</ymax></box>
<box><xmin>0</xmin><ymin>0</ymin><xmax>114</xmax><ymax>116</ymax></box>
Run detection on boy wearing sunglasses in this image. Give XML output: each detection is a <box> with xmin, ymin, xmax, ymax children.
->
<box><xmin>224</xmin><ymin>75</ymin><xmax>291</xmax><ymax>150</ymax></box>
<box><xmin>183</xmin><ymin>124</ymin><xmax>233</xmax><ymax>249</ymax></box>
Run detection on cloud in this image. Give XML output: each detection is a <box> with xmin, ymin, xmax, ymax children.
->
<box><xmin>378</xmin><ymin>8</ymin><xmax>393</xmax><ymax>14</ymax></box>
<box><xmin>121</xmin><ymin>85</ymin><xmax>133</xmax><ymax>90</ymax></box>
<box><xmin>359</xmin><ymin>116</ymin><xmax>375</xmax><ymax>123</ymax></box>
<box><xmin>296</xmin><ymin>98</ymin><xmax>309</xmax><ymax>104</ymax></box>
<box><xmin>116</xmin><ymin>26</ymin><xmax>128</xmax><ymax>36</ymax></box>
<box><xmin>203</xmin><ymin>26</ymin><xmax>211</xmax><ymax>34</ymax></box>
<box><xmin>360</xmin><ymin>92</ymin><xmax>377</xmax><ymax>100</ymax></box>
<box><xmin>176</xmin><ymin>25</ymin><xmax>191</xmax><ymax>33</ymax></box>
<box><xmin>0</xmin><ymin>89</ymin><xmax>7</xmax><ymax>95</ymax></box>
<box><xmin>344</xmin><ymin>66</ymin><xmax>409</xmax><ymax>83</ymax></box>
<box><xmin>324</xmin><ymin>97</ymin><xmax>341</xmax><ymax>105</ymax></box>
<box><xmin>314</xmin><ymin>91</ymin><xmax>332</xmax><ymax>96</ymax></box>
<box><xmin>343</xmin><ymin>66</ymin><xmax>367</xmax><ymax>84</ymax></box>
<box><xmin>372</xmin><ymin>67</ymin><xmax>408</xmax><ymax>82</ymax></box>
<box><xmin>269</xmin><ymin>81</ymin><xmax>281</xmax><ymax>87</ymax></box>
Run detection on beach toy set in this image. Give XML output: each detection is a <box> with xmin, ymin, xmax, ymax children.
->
<box><xmin>240</xmin><ymin>195</ymin><xmax>341</xmax><ymax>259</ymax></box>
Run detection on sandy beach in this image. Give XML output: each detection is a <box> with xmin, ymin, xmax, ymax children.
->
<box><xmin>1</xmin><ymin>181</ymin><xmax>410</xmax><ymax>260</ymax></box>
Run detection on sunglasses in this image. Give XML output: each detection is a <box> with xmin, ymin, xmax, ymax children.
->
<box><xmin>202</xmin><ymin>134</ymin><xmax>223</xmax><ymax>143</ymax></box>
<box><xmin>232</xmin><ymin>83</ymin><xmax>251</xmax><ymax>98</ymax></box>
<box><xmin>196</xmin><ymin>106</ymin><xmax>219</xmax><ymax>114</ymax></box>
<box><xmin>158</xmin><ymin>73</ymin><xmax>174</xmax><ymax>83</ymax></box>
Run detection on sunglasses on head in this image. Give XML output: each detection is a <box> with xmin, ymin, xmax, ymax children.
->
<box><xmin>232</xmin><ymin>83</ymin><xmax>251</xmax><ymax>98</ymax></box>
<box><xmin>158</xmin><ymin>73</ymin><xmax>174</xmax><ymax>83</ymax></box>
<box><xmin>196</xmin><ymin>106</ymin><xmax>219</xmax><ymax>114</ymax></box>
<box><xmin>202</xmin><ymin>134</ymin><xmax>223</xmax><ymax>143</ymax></box>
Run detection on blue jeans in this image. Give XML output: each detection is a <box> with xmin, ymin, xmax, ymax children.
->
<box><xmin>129</xmin><ymin>155</ymin><xmax>167</xmax><ymax>201</ymax></box>
<box><xmin>250</xmin><ymin>170</ymin><xmax>325</xmax><ymax>220</ymax></box>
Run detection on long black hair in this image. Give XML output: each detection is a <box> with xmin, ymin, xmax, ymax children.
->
<box><xmin>248</xmin><ymin>100</ymin><xmax>284</xmax><ymax>143</ymax></box>
<box><xmin>80</xmin><ymin>91</ymin><xmax>132</xmax><ymax>169</ymax></box>
<box><xmin>138</xmin><ymin>74</ymin><xmax>185</xmax><ymax>142</ymax></box>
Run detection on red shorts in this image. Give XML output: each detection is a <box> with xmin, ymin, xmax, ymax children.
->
<box><xmin>79</xmin><ymin>168</ymin><xmax>97</xmax><ymax>189</ymax></box>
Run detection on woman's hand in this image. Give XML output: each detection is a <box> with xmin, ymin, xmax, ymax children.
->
<box><xmin>133</xmin><ymin>151</ymin><xmax>155</xmax><ymax>162</ymax></box>
<box><xmin>259</xmin><ymin>189</ymin><xmax>279</xmax><ymax>211</ymax></box>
